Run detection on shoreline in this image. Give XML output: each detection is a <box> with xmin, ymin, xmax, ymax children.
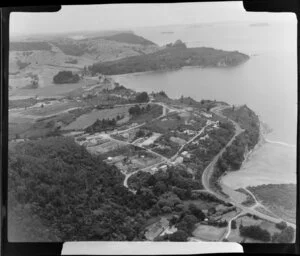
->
<box><xmin>219</xmin><ymin>119</ymin><xmax>269</xmax><ymax>190</ymax></box>
<box><xmin>110</xmin><ymin>61</ymin><xmax>249</xmax><ymax>81</ymax></box>
<box><xmin>239</xmin><ymin>119</ymin><xmax>268</xmax><ymax>170</ymax></box>
<box><xmin>220</xmin><ymin>119</ymin><xmax>296</xmax><ymax>190</ymax></box>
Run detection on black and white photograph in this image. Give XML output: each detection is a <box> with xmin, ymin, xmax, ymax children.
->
<box><xmin>7</xmin><ymin>2</ymin><xmax>296</xmax><ymax>244</ymax></box>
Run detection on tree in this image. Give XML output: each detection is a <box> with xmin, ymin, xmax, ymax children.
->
<box><xmin>53</xmin><ymin>71</ymin><xmax>80</xmax><ymax>84</ymax></box>
<box><xmin>177</xmin><ymin>214</ymin><xmax>198</xmax><ymax>234</ymax></box>
<box><xmin>135</xmin><ymin>92</ymin><xmax>149</xmax><ymax>103</ymax></box>
<box><xmin>239</xmin><ymin>225</ymin><xmax>271</xmax><ymax>242</ymax></box>
<box><xmin>188</xmin><ymin>203</ymin><xmax>205</xmax><ymax>221</ymax></box>
<box><xmin>208</xmin><ymin>207</ymin><xmax>216</xmax><ymax>215</ymax></box>
<box><xmin>168</xmin><ymin>230</ymin><xmax>188</xmax><ymax>241</ymax></box>
<box><xmin>129</xmin><ymin>105</ymin><xmax>142</xmax><ymax>116</ymax></box>
<box><xmin>153</xmin><ymin>181</ymin><xmax>167</xmax><ymax>195</ymax></box>
<box><xmin>162</xmin><ymin>206</ymin><xmax>172</xmax><ymax>213</ymax></box>
<box><xmin>275</xmin><ymin>221</ymin><xmax>287</xmax><ymax>230</ymax></box>
<box><xmin>231</xmin><ymin>220</ymin><xmax>237</xmax><ymax>229</ymax></box>
<box><xmin>158</xmin><ymin>91</ymin><xmax>168</xmax><ymax>98</ymax></box>
<box><xmin>180</xmin><ymin>95</ymin><xmax>184</xmax><ymax>103</ymax></box>
<box><xmin>272</xmin><ymin>226</ymin><xmax>294</xmax><ymax>243</ymax></box>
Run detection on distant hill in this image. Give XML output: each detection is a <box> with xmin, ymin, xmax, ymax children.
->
<box><xmin>8</xmin><ymin>32</ymin><xmax>160</xmax><ymax>76</ymax></box>
<box><xmin>103</xmin><ymin>32</ymin><xmax>156</xmax><ymax>46</ymax></box>
<box><xmin>10</xmin><ymin>41</ymin><xmax>52</xmax><ymax>51</ymax></box>
<box><xmin>88</xmin><ymin>43</ymin><xmax>250</xmax><ymax>75</ymax></box>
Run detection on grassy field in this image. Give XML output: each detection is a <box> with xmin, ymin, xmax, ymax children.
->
<box><xmin>146</xmin><ymin>113</ymin><xmax>184</xmax><ymax>134</ymax></box>
<box><xmin>87</xmin><ymin>141</ymin><xmax>126</xmax><ymax>154</ymax></box>
<box><xmin>10</xmin><ymin>68</ymin><xmax>98</xmax><ymax>98</ymax></box>
<box><xmin>62</xmin><ymin>106</ymin><xmax>131</xmax><ymax>130</ymax></box>
<box><xmin>247</xmin><ymin>184</ymin><xmax>296</xmax><ymax>224</ymax></box>
<box><xmin>192</xmin><ymin>224</ymin><xmax>226</xmax><ymax>241</ymax></box>
<box><xmin>235</xmin><ymin>188</ymin><xmax>256</xmax><ymax>207</ymax></box>
<box><xmin>20</xmin><ymin>101</ymin><xmax>82</xmax><ymax>117</ymax></box>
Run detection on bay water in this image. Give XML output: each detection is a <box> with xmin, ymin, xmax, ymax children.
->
<box><xmin>113</xmin><ymin>21</ymin><xmax>297</xmax><ymax>187</ymax></box>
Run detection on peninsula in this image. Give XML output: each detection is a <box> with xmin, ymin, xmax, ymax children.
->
<box><xmin>88</xmin><ymin>40</ymin><xmax>249</xmax><ymax>75</ymax></box>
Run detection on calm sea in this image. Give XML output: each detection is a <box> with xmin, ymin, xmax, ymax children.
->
<box><xmin>113</xmin><ymin>21</ymin><xmax>297</xmax><ymax>186</ymax></box>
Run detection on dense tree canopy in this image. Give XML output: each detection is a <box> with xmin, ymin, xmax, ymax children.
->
<box><xmin>135</xmin><ymin>92</ymin><xmax>149</xmax><ymax>103</ymax></box>
<box><xmin>239</xmin><ymin>225</ymin><xmax>271</xmax><ymax>242</ymax></box>
<box><xmin>8</xmin><ymin>137</ymin><xmax>151</xmax><ymax>241</ymax></box>
<box><xmin>53</xmin><ymin>71</ymin><xmax>80</xmax><ymax>84</ymax></box>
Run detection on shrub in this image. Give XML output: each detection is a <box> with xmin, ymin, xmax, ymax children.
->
<box><xmin>239</xmin><ymin>225</ymin><xmax>271</xmax><ymax>242</ymax></box>
<box><xmin>188</xmin><ymin>203</ymin><xmax>205</xmax><ymax>221</ymax></box>
<box><xmin>161</xmin><ymin>206</ymin><xmax>172</xmax><ymax>213</ymax></box>
<box><xmin>168</xmin><ymin>230</ymin><xmax>188</xmax><ymax>241</ymax></box>
<box><xmin>231</xmin><ymin>220</ymin><xmax>237</xmax><ymax>229</ymax></box>
<box><xmin>135</xmin><ymin>92</ymin><xmax>149</xmax><ymax>103</ymax></box>
<box><xmin>53</xmin><ymin>71</ymin><xmax>80</xmax><ymax>84</ymax></box>
<box><xmin>275</xmin><ymin>221</ymin><xmax>288</xmax><ymax>230</ymax></box>
<box><xmin>272</xmin><ymin>226</ymin><xmax>294</xmax><ymax>243</ymax></box>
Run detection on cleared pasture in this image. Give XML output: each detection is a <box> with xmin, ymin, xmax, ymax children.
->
<box><xmin>87</xmin><ymin>140</ymin><xmax>126</xmax><ymax>154</ymax></box>
<box><xmin>63</xmin><ymin>106</ymin><xmax>131</xmax><ymax>130</ymax></box>
<box><xmin>192</xmin><ymin>224</ymin><xmax>226</xmax><ymax>241</ymax></box>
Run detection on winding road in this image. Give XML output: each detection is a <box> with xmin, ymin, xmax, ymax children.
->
<box><xmin>199</xmin><ymin>104</ymin><xmax>296</xmax><ymax>236</ymax></box>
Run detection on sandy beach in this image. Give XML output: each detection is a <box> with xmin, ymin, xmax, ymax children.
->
<box><xmin>221</xmin><ymin>122</ymin><xmax>296</xmax><ymax>189</ymax></box>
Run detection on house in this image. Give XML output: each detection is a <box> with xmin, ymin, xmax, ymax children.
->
<box><xmin>206</xmin><ymin>120</ymin><xmax>214</xmax><ymax>125</ymax></box>
<box><xmin>173</xmin><ymin>156</ymin><xmax>183</xmax><ymax>165</ymax></box>
<box><xmin>201</xmin><ymin>112</ymin><xmax>212</xmax><ymax>118</ymax></box>
<box><xmin>181</xmin><ymin>151</ymin><xmax>188</xmax><ymax>156</ymax></box>
<box><xmin>183</xmin><ymin>129</ymin><xmax>196</xmax><ymax>136</ymax></box>
<box><xmin>151</xmin><ymin>167</ymin><xmax>158</xmax><ymax>172</ymax></box>
<box><xmin>181</xmin><ymin>151</ymin><xmax>191</xmax><ymax>158</ymax></box>
<box><xmin>212</xmin><ymin>121</ymin><xmax>220</xmax><ymax>128</ymax></box>
<box><xmin>159</xmin><ymin>165</ymin><xmax>168</xmax><ymax>171</ymax></box>
<box><xmin>199</xmin><ymin>134</ymin><xmax>209</xmax><ymax>141</ymax></box>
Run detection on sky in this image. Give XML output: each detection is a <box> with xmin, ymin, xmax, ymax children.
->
<box><xmin>10</xmin><ymin>2</ymin><xmax>295</xmax><ymax>36</ymax></box>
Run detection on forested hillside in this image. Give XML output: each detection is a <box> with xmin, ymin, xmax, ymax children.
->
<box><xmin>88</xmin><ymin>46</ymin><xmax>249</xmax><ymax>75</ymax></box>
<box><xmin>8</xmin><ymin>136</ymin><xmax>213</xmax><ymax>241</ymax></box>
<box><xmin>8</xmin><ymin>137</ymin><xmax>148</xmax><ymax>241</ymax></box>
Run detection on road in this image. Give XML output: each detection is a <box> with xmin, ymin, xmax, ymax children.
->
<box><xmin>170</xmin><ymin>121</ymin><xmax>212</xmax><ymax>161</ymax></box>
<box><xmin>200</xmin><ymin>104</ymin><xmax>296</xmax><ymax>232</ymax></box>
<box><xmin>201</xmin><ymin>105</ymin><xmax>244</xmax><ymax>201</ymax></box>
<box><xmin>111</xmin><ymin>102</ymin><xmax>177</xmax><ymax>136</ymax></box>
<box><xmin>223</xmin><ymin>211</ymin><xmax>245</xmax><ymax>240</ymax></box>
<box><xmin>121</xmin><ymin>105</ymin><xmax>213</xmax><ymax>190</ymax></box>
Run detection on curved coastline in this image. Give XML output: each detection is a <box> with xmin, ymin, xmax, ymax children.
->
<box><xmin>220</xmin><ymin>120</ymin><xmax>296</xmax><ymax>189</ymax></box>
<box><xmin>264</xmin><ymin>139</ymin><xmax>296</xmax><ymax>148</ymax></box>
